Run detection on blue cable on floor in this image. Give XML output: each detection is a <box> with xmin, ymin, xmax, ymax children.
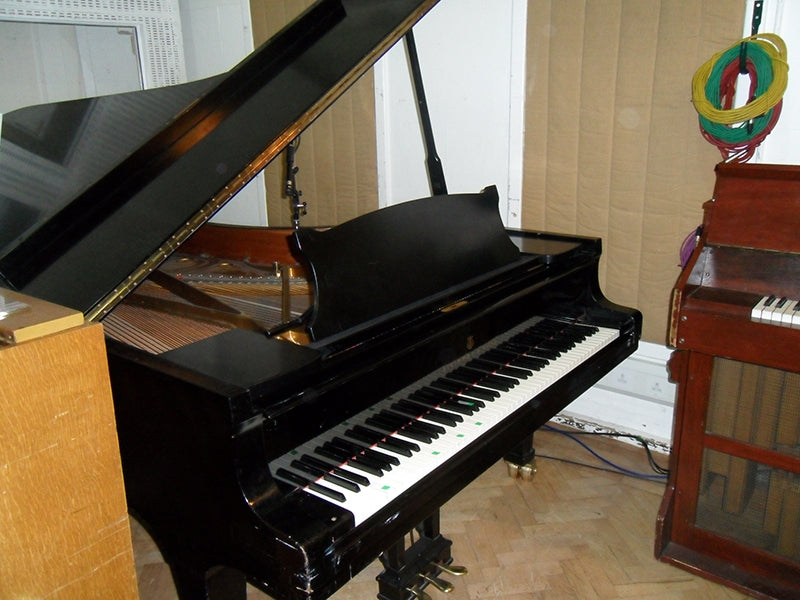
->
<box><xmin>540</xmin><ymin>424</ymin><xmax>669</xmax><ymax>481</ymax></box>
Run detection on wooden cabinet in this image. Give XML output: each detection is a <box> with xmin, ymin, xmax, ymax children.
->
<box><xmin>656</xmin><ymin>163</ymin><xmax>800</xmax><ymax>599</ymax></box>
<box><xmin>0</xmin><ymin>291</ymin><xmax>139</xmax><ymax>599</ymax></box>
<box><xmin>657</xmin><ymin>350</ymin><xmax>800</xmax><ymax>599</ymax></box>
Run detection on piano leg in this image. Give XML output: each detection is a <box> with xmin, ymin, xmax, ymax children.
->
<box><xmin>504</xmin><ymin>433</ymin><xmax>537</xmax><ymax>480</ymax></box>
<box><xmin>376</xmin><ymin>512</ymin><xmax>463</xmax><ymax>600</ymax></box>
<box><xmin>169</xmin><ymin>561</ymin><xmax>247</xmax><ymax>600</ymax></box>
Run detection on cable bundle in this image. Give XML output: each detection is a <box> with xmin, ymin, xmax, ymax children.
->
<box><xmin>692</xmin><ymin>33</ymin><xmax>788</xmax><ymax>162</ymax></box>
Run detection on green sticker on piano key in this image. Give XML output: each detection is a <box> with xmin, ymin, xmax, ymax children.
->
<box><xmin>475</xmin><ymin>422</ymin><xmax>483</xmax><ymax>426</ymax></box>
<box><xmin>382</xmin><ymin>485</ymin><xmax>391</xmax><ymax>490</ymax></box>
<box><xmin>457</xmin><ymin>434</ymin><xmax>465</xmax><ymax>438</ymax></box>
<box><xmin>432</xmin><ymin>451</ymin><xmax>441</xmax><ymax>455</ymax></box>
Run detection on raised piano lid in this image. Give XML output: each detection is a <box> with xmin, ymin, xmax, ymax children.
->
<box><xmin>0</xmin><ymin>0</ymin><xmax>439</xmax><ymax>319</ymax></box>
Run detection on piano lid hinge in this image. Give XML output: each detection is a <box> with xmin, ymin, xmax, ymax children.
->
<box><xmin>439</xmin><ymin>300</ymin><xmax>468</xmax><ymax>313</ymax></box>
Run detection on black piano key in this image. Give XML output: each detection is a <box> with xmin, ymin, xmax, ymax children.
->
<box><xmin>412</xmin><ymin>387</ymin><xmax>482</xmax><ymax>410</ymax></box>
<box><xmin>275</xmin><ymin>468</ymin><xmax>346</xmax><ymax>503</ymax></box>
<box><xmin>315</xmin><ymin>443</ymin><xmax>351</xmax><ymax>463</ymax></box>
<box><xmin>358</xmin><ymin>443</ymin><xmax>401</xmax><ymax>467</ymax></box>
<box><xmin>538</xmin><ymin>339</ymin><xmax>574</xmax><ymax>352</ymax></box>
<box><xmin>329</xmin><ymin>437</ymin><xmax>398</xmax><ymax>469</ymax></box>
<box><xmin>379</xmin><ymin>409</ymin><xmax>447</xmax><ymax>436</ymax></box>
<box><xmin>299</xmin><ymin>454</ymin><xmax>371</xmax><ymax>487</ymax></box>
<box><xmin>448</xmin><ymin>369</ymin><xmax>515</xmax><ymax>392</ymax></box>
<box><xmin>315</xmin><ymin>444</ymin><xmax>384</xmax><ymax>477</ymax></box>
<box><xmin>358</xmin><ymin>424</ymin><xmax>421</xmax><ymax>454</ymax></box>
<box><xmin>363</xmin><ymin>446</ymin><xmax>401</xmax><ymax>466</ymax></box>
<box><xmin>432</xmin><ymin>378</ymin><xmax>499</xmax><ymax>399</ymax></box>
<box><xmin>323</xmin><ymin>440</ymin><xmax>389</xmax><ymax>474</ymax></box>
<box><xmin>409</xmin><ymin>390</ymin><xmax>477</xmax><ymax>415</ymax></box>
<box><xmin>346</xmin><ymin>425</ymin><xmax>419</xmax><ymax>456</ymax></box>
<box><xmin>512</xmin><ymin>355</ymin><xmax>548</xmax><ymax>370</ymax></box>
<box><xmin>429</xmin><ymin>378</ymin><xmax>468</xmax><ymax>394</ymax></box>
<box><xmin>447</xmin><ymin>367</ymin><xmax>517</xmax><ymax>391</ymax></box>
<box><xmin>343</xmin><ymin>426</ymin><xmax>380</xmax><ymax>446</ymax></box>
<box><xmin>455</xmin><ymin>384</ymin><xmax>499</xmax><ymax>402</ymax></box>
<box><xmin>471</xmin><ymin>370</ymin><xmax>519</xmax><ymax>389</ymax></box>
<box><xmin>290</xmin><ymin>459</ymin><xmax>360</xmax><ymax>493</ymax></box>
<box><xmin>480</xmin><ymin>349</ymin><xmax>547</xmax><ymax>371</ymax></box>
<box><xmin>521</xmin><ymin>347</ymin><xmax>561</xmax><ymax>360</ymax></box>
<box><xmin>392</xmin><ymin>399</ymin><xmax>462</xmax><ymax>427</ymax></box>
<box><xmin>365</xmin><ymin>414</ymin><xmax>434</xmax><ymax>444</ymax></box>
<box><xmin>466</xmin><ymin>358</ymin><xmax>531</xmax><ymax>379</ymax></box>
<box><xmin>404</xmin><ymin>398</ymin><xmax>464</xmax><ymax>423</ymax></box>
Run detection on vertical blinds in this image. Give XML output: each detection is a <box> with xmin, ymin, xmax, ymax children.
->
<box><xmin>252</xmin><ymin>0</ymin><xmax>745</xmax><ymax>343</ymax></box>
<box><xmin>522</xmin><ymin>0</ymin><xmax>744</xmax><ymax>342</ymax></box>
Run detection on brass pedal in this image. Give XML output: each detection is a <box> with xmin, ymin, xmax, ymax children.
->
<box><xmin>432</xmin><ymin>561</ymin><xmax>468</xmax><ymax>576</ymax></box>
<box><xmin>405</xmin><ymin>586</ymin><xmax>432</xmax><ymax>600</ymax></box>
<box><xmin>420</xmin><ymin>573</ymin><xmax>453</xmax><ymax>593</ymax></box>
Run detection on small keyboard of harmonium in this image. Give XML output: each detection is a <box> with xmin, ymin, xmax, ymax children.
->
<box><xmin>750</xmin><ymin>294</ymin><xmax>800</xmax><ymax>326</ymax></box>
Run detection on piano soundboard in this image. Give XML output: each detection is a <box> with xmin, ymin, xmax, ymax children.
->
<box><xmin>751</xmin><ymin>295</ymin><xmax>800</xmax><ymax>326</ymax></box>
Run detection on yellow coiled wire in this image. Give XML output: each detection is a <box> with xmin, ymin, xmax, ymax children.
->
<box><xmin>692</xmin><ymin>32</ymin><xmax>788</xmax><ymax>125</ymax></box>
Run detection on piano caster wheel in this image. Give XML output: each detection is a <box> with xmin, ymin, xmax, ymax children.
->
<box><xmin>505</xmin><ymin>459</ymin><xmax>536</xmax><ymax>481</ymax></box>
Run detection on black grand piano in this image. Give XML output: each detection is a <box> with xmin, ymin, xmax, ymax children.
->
<box><xmin>0</xmin><ymin>1</ymin><xmax>641</xmax><ymax>599</ymax></box>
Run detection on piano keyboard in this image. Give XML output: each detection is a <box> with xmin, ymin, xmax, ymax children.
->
<box><xmin>270</xmin><ymin>317</ymin><xmax>619</xmax><ymax>526</ymax></box>
<box><xmin>751</xmin><ymin>295</ymin><xmax>800</xmax><ymax>327</ymax></box>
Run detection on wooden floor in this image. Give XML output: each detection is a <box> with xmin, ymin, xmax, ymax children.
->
<box><xmin>131</xmin><ymin>424</ymin><xmax>749</xmax><ymax>600</ymax></box>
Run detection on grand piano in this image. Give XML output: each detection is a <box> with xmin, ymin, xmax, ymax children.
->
<box><xmin>0</xmin><ymin>1</ymin><xmax>641</xmax><ymax>599</ymax></box>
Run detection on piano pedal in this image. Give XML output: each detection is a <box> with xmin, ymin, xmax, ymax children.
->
<box><xmin>505</xmin><ymin>458</ymin><xmax>537</xmax><ymax>481</ymax></box>
<box><xmin>420</xmin><ymin>572</ymin><xmax>453</xmax><ymax>593</ymax></box>
<box><xmin>405</xmin><ymin>586</ymin><xmax>432</xmax><ymax>600</ymax></box>
<box><xmin>431</xmin><ymin>561</ymin><xmax>467</xmax><ymax>576</ymax></box>
<box><xmin>377</xmin><ymin>529</ymin><xmax>460</xmax><ymax>600</ymax></box>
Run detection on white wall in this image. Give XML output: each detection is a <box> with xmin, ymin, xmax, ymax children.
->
<box><xmin>178</xmin><ymin>0</ymin><xmax>268</xmax><ymax>226</ymax></box>
<box><xmin>374</xmin><ymin>0</ymin><xmax>526</xmax><ymax>228</ymax></box>
<box><xmin>743</xmin><ymin>0</ymin><xmax>800</xmax><ymax>165</ymax></box>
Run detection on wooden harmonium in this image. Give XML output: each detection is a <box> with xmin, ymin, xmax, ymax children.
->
<box><xmin>669</xmin><ymin>162</ymin><xmax>800</xmax><ymax>372</ymax></box>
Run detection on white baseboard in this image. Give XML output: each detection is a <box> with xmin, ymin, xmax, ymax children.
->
<box><xmin>557</xmin><ymin>341</ymin><xmax>676</xmax><ymax>453</ymax></box>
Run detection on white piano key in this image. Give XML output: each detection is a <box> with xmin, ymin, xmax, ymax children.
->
<box><xmin>751</xmin><ymin>295</ymin><xmax>800</xmax><ymax>327</ymax></box>
<box><xmin>762</xmin><ymin>296</ymin><xmax>788</xmax><ymax>325</ymax></box>
<box><xmin>779</xmin><ymin>299</ymin><xmax>799</xmax><ymax>327</ymax></box>
<box><xmin>751</xmin><ymin>294</ymin><xmax>774</xmax><ymax>322</ymax></box>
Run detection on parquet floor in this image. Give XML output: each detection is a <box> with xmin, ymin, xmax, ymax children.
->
<box><xmin>131</xmin><ymin>423</ymin><xmax>748</xmax><ymax>599</ymax></box>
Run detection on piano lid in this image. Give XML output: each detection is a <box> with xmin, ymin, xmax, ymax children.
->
<box><xmin>0</xmin><ymin>0</ymin><xmax>439</xmax><ymax>319</ymax></box>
